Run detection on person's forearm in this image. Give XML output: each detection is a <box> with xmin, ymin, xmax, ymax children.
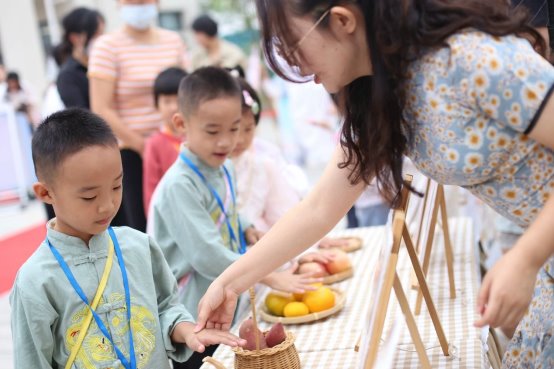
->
<box><xmin>95</xmin><ymin>106</ymin><xmax>143</xmax><ymax>149</ymax></box>
<box><xmin>512</xmin><ymin>190</ymin><xmax>554</xmax><ymax>269</ymax></box>
<box><xmin>214</xmin><ymin>147</ymin><xmax>366</xmax><ymax>295</ymax></box>
<box><xmin>225</xmin><ymin>198</ymin><xmax>337</xmax><ymax>294</ymax></box>
<box><xmin>171</xmin><ymin>321</ymin><xmax>193</xmax><ymax>344</ymax></box>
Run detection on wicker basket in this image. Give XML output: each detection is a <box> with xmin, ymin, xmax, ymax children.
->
<box><xmin>203</xmin><ymin>331</ymin><xmax>301</xmax><ymax>369</ymax></box>
<box><xmin>260</xmin><ymin>287</ymin><xmax>345</xmax><ymax>325</ymax></box>
<box><xmin>321</xmin><ymin>267</ymin><xmax>354</xmax><ymax>284</ymax></box>
<box><xmin>319</xmin><ymin>236</ymin><xmax>363</xmax><ymax>253</ymax></box>
<box><xmin>203</xmin><ymin>289</ymin><xmax>302</xmax><ymax>369</ymax></box>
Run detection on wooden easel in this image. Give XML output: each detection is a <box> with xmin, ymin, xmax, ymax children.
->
<box><xmin>356</xmin><ymin>179</ymin><xmax>450</xmax><ymax>369</ymax></box>
<box><xmin>412</xmin><ymin>179</ymin><xmax>456</xmax><ymax>315</ymax></box>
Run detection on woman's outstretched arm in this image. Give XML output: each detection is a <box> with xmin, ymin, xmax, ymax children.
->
<box><xmin>196</xmin><ymin>146</ymin><xmax>367</xmax><ymax>331</ymax></box>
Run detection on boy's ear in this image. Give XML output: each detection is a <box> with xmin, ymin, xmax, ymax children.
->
<box><xmin>172</xmin><ymin>112</ymin><xmax>186</xmax><ymax>134</ymax></box>
<box><xmin>33</xmin><ymin>182</ymin><xmax>54</xmax><ymax>205</ymax></box>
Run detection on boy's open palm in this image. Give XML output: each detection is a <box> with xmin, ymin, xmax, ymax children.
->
<box><xmin>172</xmin><ymin>321</ymin><xmax>245</xmax><ymax>353</ymax></box>
<box><xmin>185</xmin><ymin>328</ymin><xmax>246</xmax><ymax>353</ymax></box>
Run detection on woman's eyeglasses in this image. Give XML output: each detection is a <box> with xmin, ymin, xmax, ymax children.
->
<box><xmin>284</xmin><ymin>8</ymin><xmax>331</xmax><ymax>62</ymax></box>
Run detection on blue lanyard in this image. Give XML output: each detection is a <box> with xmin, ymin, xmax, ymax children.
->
<box><xmin>47</xmin><ymin>227</ymin><xmax>136</xmax><ymax>369</ymax></box>
<box><xmin>179</xmin><ymin>153</ymin><xmax>246</xmax><ymax>254</ymax></box>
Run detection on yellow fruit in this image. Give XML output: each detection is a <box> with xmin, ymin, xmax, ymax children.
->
<box><xmin>302</xmin><ymin>286</ymin><xmax>335</xmax><ymax>313</ymax></box>
<box><xmin>283</xmin><ymin>302</ymin><xmax>310</xmax><ymax>317</ymax></box>
<box><xmin>265</xmin><ymin>293</ymin><xmax>293</xmax><ymax>316</ymax></box>
<box><xmin>292</xmin><ymin>283</ymin><xmax>324</xmax><ymax>301</ymax></box>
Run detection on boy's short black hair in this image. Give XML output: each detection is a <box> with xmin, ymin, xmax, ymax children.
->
<box><xmin>154</xmin><ymin>67</ymin><xmax>188</xmax><ymax>107</ymax></box>
<box><xmin>178</xmin><ymin>67</ymin><xmax>241</xmax><ymax>117</ymax></box>
<box><xmin>32</xmin><ymin>108</ymin><xmax>118</xmax><ymax>183</ymax></box>
<box><xmin>192</xmin><ymin>15</ymin><xmax>218</xmax><ymax>37</ymax></box>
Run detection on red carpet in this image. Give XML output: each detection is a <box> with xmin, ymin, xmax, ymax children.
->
<box><xmin>0</xmin><ymin>223</ymin><xmax>46</xmax><ymax>294</ymax></box>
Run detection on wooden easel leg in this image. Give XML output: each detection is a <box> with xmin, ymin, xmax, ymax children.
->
<box><xmin>364</xmin><ymin>253</ymin><xmax>399</xmax><ymax>369</ymax></box>
<box><xmin>411</xmin><ymin>179</ymin><xmax>432</xmax><ymax>291</ymax></box>
<box><xmin>487</xmin><ymin>332</ymin><xmax>502</xmax><ymax>369</ymax></box>
<box><xmin>438</xmin><ymin>185</ymin><xmax>456</xmax><ymax>299</ymax></box>
<box><xmin>393</xmin><ymin>274</ymin><xmax>432</xmax><ymax>369</ymax></box>
<box><xmin>415</xmin><ymin>179</ymin><xmax>432</xmax><ymax>253</ymax></box>
<box><xmin>403</xmin><ymin>225</ymin><xmax>450</xmax><ymax>357</ymax></box>
<box><xmin>415</xmin><ymin>199</ymin><xmax>440</xmax><ymax>315</ymax></box>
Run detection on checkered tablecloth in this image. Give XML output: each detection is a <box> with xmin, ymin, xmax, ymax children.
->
<box><xmin>201</xmin><ymin>217</ymin><xmax>491</xmax><ymax>369</ymax></box>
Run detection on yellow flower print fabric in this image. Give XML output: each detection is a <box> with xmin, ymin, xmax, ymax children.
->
<box><xmin>404</xmin><ymin>29</ymin><xmax>554</xmax><ymax>229</ymax></box>
<box><xmin>404</xmin><ymin>29</ymin><xmax>554</xmax><ymax>368</ymax></box>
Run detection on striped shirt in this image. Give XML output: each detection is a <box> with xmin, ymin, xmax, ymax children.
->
<box><xmin>88</xmin><ymin>28</ymin><xmax>186</xmax><ymax>136</ymax></box>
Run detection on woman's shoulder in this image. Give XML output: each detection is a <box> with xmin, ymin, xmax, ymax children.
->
<box><xmin>413</xmin><ymin>29</ymin><xmax>534</xmax><ymax>70</ymax></box>
<box><xmin>406</xmin><ymin>28</ymin><xmax>537</xmax><ymax>91</ymax></box>
<box><xmin>444</xmin><ymin>29</ymin><xmax>532</xmax><ymax>57</ymax></box>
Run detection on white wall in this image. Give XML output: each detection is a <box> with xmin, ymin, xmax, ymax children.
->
<box><xmin>0</xmin><ymin>0</ymin><xmax>48</xmax><ymax>97</ymax></box>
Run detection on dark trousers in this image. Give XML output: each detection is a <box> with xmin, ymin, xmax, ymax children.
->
<box><xmin>346</xmin><ymin>206</ymin><xmax>359</xmax><ymax>228</ymax></box>
<box><xmin>111</xmin><ymin>149</ymin><xmax>146</xmax><ymax>231</ymax></box>
<box><xmin>172</xmin><ymin>345</ymin><xmax>218</xmax><ymax>369</ymax></box>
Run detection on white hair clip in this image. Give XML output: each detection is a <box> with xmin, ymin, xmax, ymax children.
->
<box><xmin>242</xmin><ymin>90</ymin><xmax>260</xmax><ymax>116</ymax></box>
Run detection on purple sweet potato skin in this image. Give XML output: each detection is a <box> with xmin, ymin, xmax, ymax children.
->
<box><xmin>239</xmin><ymin>318</ymin><xmax>267</xmax><ymax>350</ymax></box>
<box><xmin>265</xmin><ymin>323</ymin><xmax>287</xmax><ymax>348</ymax></box>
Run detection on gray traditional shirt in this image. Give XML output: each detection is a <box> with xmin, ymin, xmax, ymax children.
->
<box><xmin>150</xmin><ymin>147</ymin><xmax>251</xmax><ymax>320</ymax></box>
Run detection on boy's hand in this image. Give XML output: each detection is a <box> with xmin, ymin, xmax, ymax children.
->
<box><xmin>263</xmin><ymin>262</ymin><xmax>322</xmax><ymax>293</ymax></box>
<box><xmin>245</xmin><ymin>227</ymin><xmax>264</xmax><ymax>245</ymax></box>
<box><xmin>298</xmin><ymin>251</ymin><xmax>335</xmax><ymax>265</ymax></box>
<box><xmin>318</xmin><ymin>237</ymin><xmax>350</xmax><ymax>250</ymax></box>
<box><xmin>172</xmin><ymin>322</ymin><xmax>246</xmax><ymax>353</ymax></box>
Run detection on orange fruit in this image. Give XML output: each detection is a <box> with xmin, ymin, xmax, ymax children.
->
<box><xmin>265</xmin><ymin>293</ymin><xmax>292</xmax><ymax>316</ymax></box>
<box><xmin>302</xmin><ymin>286</ymin><xmax>335</xmax><ymax>313</ymax></box>
<box><xmin>292</xmin><ymin>283</ymin><xmax>323</xmax><ymax>301</ymax></box>
<box><xmin>283</xmin><ymin>302</ymin><xmax>310</xmax><ymax>317</ymax></box>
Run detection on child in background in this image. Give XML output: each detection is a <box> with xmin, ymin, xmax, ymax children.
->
<box><xmin>150</xmin><ymin>67</ymin><xmax>319</xmax><ymax>369</ymax></box>
<box><xmin>143</xmin><ymin>67</ymin><xmax>188</xmax><ymax>214</ymax></box>
<box><xmin>10</xmin><ymin>108</ymin><xmax>244</xmax><ymax>369</ymax></box>
<box><xmin>231</xmin><ymin>78</ymin><xmax>301</xmax><ymax>232</ymax></box>
<box><xmin>232</xmin><ymin>77</ymin><xmax>351</xmax><ymax>253</ymax></box>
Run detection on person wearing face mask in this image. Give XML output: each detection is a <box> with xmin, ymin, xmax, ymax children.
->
<box><xmin>89</xmin><ymin>0</ymin><xmax>187</xmax><ymax>232</ymax></box>
<box><xmin>56</xmin><ymin>7</ymin><xmax>105</xmax><ymax>110</ymax></box>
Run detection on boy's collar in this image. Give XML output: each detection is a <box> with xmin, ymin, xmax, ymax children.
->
<box><xmin>46</xmin><ymin>219</ymin><xmax>110</xmax><ymax>253</ymax></box>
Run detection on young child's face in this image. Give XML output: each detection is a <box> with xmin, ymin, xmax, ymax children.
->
<box><xmin>37</xmin><ymin>145</ymin><xmax>123</xmax><ymax>240</ymax></box>
<box><xmin>231</xmin><ymin>110</ymin><xmax>256</xmax><ymax>158</ymax></box>
<box><xmin>157</xmin><ymin>94</ymin><xmax>179</xmax><ymax>133</ymax></box>
<box><xmin>179</xmin><ymin>96</ymin><xmax>242</xmax><ymax>168</ymax></box>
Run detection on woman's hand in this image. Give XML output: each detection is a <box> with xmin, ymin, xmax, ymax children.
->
<box><xmin>195</xmin><ymin>281</ymin><xmax>240</xmax><ymax>332</ymax></box>
<box><xmin>474</xmin><ymin>246</ymin><xmax>541</xmax><ymax>329</ymax></box>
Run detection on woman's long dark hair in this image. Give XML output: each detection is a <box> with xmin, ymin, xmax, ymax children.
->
<box><xmin>256</xmin><ymin>0</ymin><xmax>544</xmax><ymax>206</ymax></box>
<box><xmin>56</xmin><ymin>7</ymin><xmax>102</xmax><ymax>65</ymax></box>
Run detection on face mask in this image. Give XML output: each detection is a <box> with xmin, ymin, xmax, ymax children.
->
<box><xmin>120</xmin><ymin>4</ymin><xmax>158</xmax><ymax>30</ymax></box>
